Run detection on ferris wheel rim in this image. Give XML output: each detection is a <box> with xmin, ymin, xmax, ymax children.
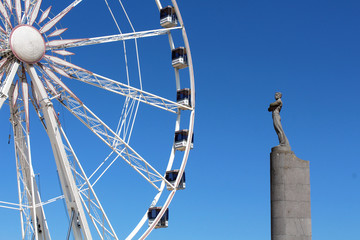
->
<box><xmin>129</xmin><ymin>0</ymin><xmax>195</xmax><ymax>239</ymax></box>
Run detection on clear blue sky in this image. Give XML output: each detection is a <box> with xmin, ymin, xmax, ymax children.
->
<box><xmin>0</xmin><ymin>0</ymin><xmax>360</xmax><ymax>239</ymax></box>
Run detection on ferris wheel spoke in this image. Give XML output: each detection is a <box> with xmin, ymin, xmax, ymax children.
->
<box><xmin>38</xmin><ymin>5</ymin><xmax>51</xmax><ymax>25</ymax></box>
<box><xmin>0</xmin><ymin>61</ymin><xmax>20</xmax><ymax>110</ymax></box>
<box><xmin>62</xmin><ymin>96</ymin><xmax>172</xmax><ymax>190</ymax></box>
<box><xmin>0</xmin><ymin>25</ymin><xmax>174</xmax><ymax>58</ymax></box>
<box><xmin>0</xmin><ymin>1</ymin><xmax>12</xmax><ymax>28</ymax></box>
<box><xmin>115</xmin><ymin>95</ymin><xmax>140</xmax><ymax>144</ymax></box>
<box><xmin>38</xmin><ymin>73</ymin><xmax>175</xmax><ymax>190</ymax></box>
<box><xmin>46</xmin><ymin>26</ymin><xmax>182</xmax><ymax>51</ymax></box>
<box><xmin>40</xmin><ymin>0</ymin><xmax>83</xmax><ymax>34</ymax></box>
<box><xmin>15</xmin><ymin>0</ymin><xmax>21</xmax><ymax>23</ymax></box>
<box><xmin>9</xmin><ymin>88</ymin><xmax>51</xmax><ymax>240</ymax></box>
<box><xmin>40</xmin><ymin>62</ymin><xmax>191</xmax><ymax>113</ymax></box>
<box><xmin>59</xmin><ymin>125</ymin><xmax>119</xmax><ymax>240</ymax></box>
<box><xmin>78</xmin><ymin>194</ymin><xmax>118</xmax><ymax>238</ymax></box>
<box><xmin>46</xmin><ymin>38</ymin><xmax>87</xmax><ymax>48</ymax></box>
<box><xmin>27</xmin><ymin>64</ymin><xmax>93</xmax><ymax>240</ymax></box>
<box><xmin>0</xmin><ymin>23</ymin><xmax>7</xmax><ymax>34</ymax></box>
<box><xmin>5</xmin><ymin>0</ymin><xmax>12</xmax><ymax>12</ymax></box>
<box><xmin>28</xmin><ymin>0</ymin><xmax>42</xmax><ymax>26</ymax></box>
<box><xmin>24</xmin><ymin>0</ymin><xmax>30</xmax><ymax>18</ymax></box>
<box><xmin>0</xmin><ymin>201</ymin><xmax>21</xmax><ymax>211</ymax></box>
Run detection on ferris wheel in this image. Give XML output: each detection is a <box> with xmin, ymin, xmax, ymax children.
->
<box><xmin>0</xmin><ymin>0</ymin><xmax>195</xmax><ymax>239</ymax></box>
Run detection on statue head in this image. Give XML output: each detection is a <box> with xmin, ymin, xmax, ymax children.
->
<box><xmin>275</xmin><ymin>92</ymin><xmax>282</xmax><ymax>100</ymax></box>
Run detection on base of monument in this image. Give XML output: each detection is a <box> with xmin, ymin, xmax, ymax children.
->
<box><xmin>271</xmin><ymin>144</ymin><xmax>292</xmax><ymax>152</ymax></box>
<box><xmin>270</xmin><ymin>148</ymin><xmax>312</xmax><ymax>240</ymax></box>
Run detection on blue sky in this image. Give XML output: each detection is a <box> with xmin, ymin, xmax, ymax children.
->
<box><xmin>1</xmin><ymin>0</ymin><xmax>360</xmax><ymax>239</ymax></box>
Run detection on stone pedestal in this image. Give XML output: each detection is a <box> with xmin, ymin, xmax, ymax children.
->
<box><xmin>271</xmin><ymin>147</ymin><xmax>312</xmax><ymax>240</ymax></box>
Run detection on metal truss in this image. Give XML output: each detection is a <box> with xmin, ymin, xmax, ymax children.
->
<box><xmin>39</xmin><ymin>61</ymin><xmax>191</xmax><ymax>113</ymax></box>
<box><xmin>115</xmin><ymin>94</ymin><xmax>139</xmax><ymax>145</ymax></box>
<box><xmin>37</xmin><ymin>66</ymin><xmax>174</xmax><ymax>191</ymax></box>
<box><xmin>31</xmin><ymin>83</ymin><xmax>118</xmax><ymax>240</ymax></box>
<box><xmin>0</xmin><ymin>61</ymin><xmax>20</xmax><ymax>110</ymax></box>
<box><xmin>0</xmin><ymin>26</ymin><xmax>181</xmax><ymax>57</ymax></box>
<box><xmin>9</xmin><ymin>85</ymin><xmax>51</xmax><ymax>240</ymax></box>
<box><xmin>59</xmin><ymin>125</ymin><xmax>119</xmax><ymax>240</ymax></box>
<box><xmin>28</xmin><ymin>64</ymin><xmax>92</xmax><ymax>240</ymax></box>
<box><xmin>0</xmin><ymin>0</ymin><xmax>195</xmax><ymax>239</ymax></box>
<box><xmin>46</xmin><ymin>27</ymin><xmax>182</xmax><ymax>50</ymax></box>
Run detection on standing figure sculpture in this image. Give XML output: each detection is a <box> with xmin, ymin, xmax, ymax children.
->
<box><xmin>268</xmin><ymin>92</ymin><xmax>290</xmax><ymax>148</ymax></box>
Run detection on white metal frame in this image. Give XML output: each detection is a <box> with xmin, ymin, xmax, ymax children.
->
<box><xmin>0</xmin><ymin>0</ymin><xmax>195</xmax><ymax>239</ymax></box>
<box><xmin>9</xmin><ymin>82</ymin><xmax>51</xmax><ymax>240</ymax></box>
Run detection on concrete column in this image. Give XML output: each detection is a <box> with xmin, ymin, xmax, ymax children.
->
<box><xmin>271</xmin><ymin>147</ymin><xmax>311</xmax><ymax>240</ymax></box>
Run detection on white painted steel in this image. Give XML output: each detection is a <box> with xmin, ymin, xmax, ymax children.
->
<box><xmin>40</xmin><ymin>0</ymin><xmax>82</xmax><ymax>34</ymax></box>
<box><xmin>29</xmin><ymin>0</ymin><xmax>42</xmax><ymax>26</ymax></box>
<box><xmin>38</xmin><ymin>62</ymin><xmax>191</xmax><ymax>113</ymax></box>
<box><xmin>0</xmin><ymin>24</ymin><xmax>6</xmax><ymax>34</ymax></box>
<box><xmin>24</xmin><ymin>0</ymin><xmax>30</xmax><ymax>17</ymax></box>
<box><xmin>0</xmin><ymin>201</ymin><xmax>21</xmax><ymax>209</ymax></box>
<box><xmin>47</xmin><ymin>28</ymin><xmax>68</xmax><ymax>37</ymax></box>
<box><xmin>9</xmin><ymin>84</ymin><xmax>51</xmax><ymax>240</ymax></box>
<box><xmin>46</xmin><ymin>27</ymin><xmax>181</xmax><ymax>51</ymax></box>
<box><xmin>125</xmin><ymin>112</ymin><xmax>180</xmax><ymax>240</ymax></box>
<box><xmin>38</xmin><ymin>6</ymin><xmax>51</xmax><ymax>24</ymax></box>
<box><xmin>52</xmin><ymin>49</ymin><xmax>74</xmax><ymax>56</ymax></box>
<box><xmin>42</xmin><ymin>84</ymin><xmax>175</xmax><ymax>191</ymax></box>
<box><xmin>0</xmin><ymin>58</ymin><xmax>7</xmax><ymax>68</ymax></box>
<box><xmin>15</xmin><ymin>0</ymin><xmax>21</xmax><ymax>24</ymax></box>
<box><xmin>43</xmin><ymin>55</ymin><xmax>86</xmax><ymax>72</ymax></box>
<box><xmin>143</xmin><ymin>0</ymin><xmax>196</xmax><ymax>233</ymax></box>
<box><xmin>5</xmin><ymin>0</ymin><xmax>12</xmax><ymax>12</ymax></box>
<box><xmin>0</xmin><ymin>61</ymin><xmax>20</xmax><ymax>110</ymax></box>
<box><xmin>126</xmin><ymin>0</ymin><xmax>195</xmax><ymax>238</ymax></box>
<box><xmin>0</xmin><ymin>1</ymin><xmax>11</xmax><ymax>27</ymax></box>
<box><xmin>21</xmin><ymin>74</ymin><xmax>30</xmax><ymax>136</ymax></box>
<box><xmin>59</xmin><ymin>127</ymin><xmax>119</xmax><ymax>240</ymax></box>
<box><xmin>28</xmin><ymin>65</ymin><xmax>92</xmax><ymax>240</ymax></box>
<box><xmin>0</xmin><ymin>0</ymin><xmax>194</xmax><ymax>239</ymax></box>
<box><xmin>46</xmin><ymin>38</ymin><xmax>84</xmax><ymax>48</ymax></box>
<box><xmin>10</xmin><ymin>25</ymin><xmax>46</xmax><ymax>63</ymax></box>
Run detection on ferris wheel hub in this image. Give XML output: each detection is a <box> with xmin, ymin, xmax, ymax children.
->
<box><xmin>10</xmin><ymin>25</ymin><xmax>46</xmax><ymax>64</ymax></box>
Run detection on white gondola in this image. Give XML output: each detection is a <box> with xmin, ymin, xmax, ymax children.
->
<box><xmin>177</xmin><ymin>88</ymin><xmax>191</xmax><ymax>109</ymax></box>
<box><xmin>172</xmin><ymin>47</ymin><xmax>188</xmax><ymax>69</ymax></box>
<box><xmin>148</xmin><ymin>207</ymin><xmax>169</xmax><ymax>229</ymax></box>
<box><xmin>165</xmin><ymin>170</ymin><xmax>186</xmax><ymax>190</ymax></box>
<box><xmin>174</xmin><ymin>129</ymin><xmax>193</xmax><ymax>151</ymax></box>
<box><xmin>160</xmin><ymin>6</ymin><xmax>178</xmax><ymax>28</ymax></box>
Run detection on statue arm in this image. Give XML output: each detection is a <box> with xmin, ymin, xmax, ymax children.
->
<box><xmin>268</xmin><ymin>99</ymin><xmax>282</xmax><ymax>112</ymax></box>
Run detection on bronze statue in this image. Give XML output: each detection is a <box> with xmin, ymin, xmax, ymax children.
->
<box><xmin>268</xmin><ymin>92</ymin><xmax>290</xmax><ymax>148</ymax></box>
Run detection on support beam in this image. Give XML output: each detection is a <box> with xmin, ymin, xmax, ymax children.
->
<box><xmin>0</xmin><ymin>61</ymin><xmax>20</xmax><ymax>110</ymax></box>
<box><xmin>9</xmin><ymin>84</ymin><xmax>51</xmax><ymax>240</ymax></box>
<box><xmin>27</xmin><ymin>64</ymin><xmax>92</xmax><ymax>240</ymax></box>
<box><xmin>46</xmin><ymin>27</ymin><xmax>181</xmax><ymax>51</ymax></box>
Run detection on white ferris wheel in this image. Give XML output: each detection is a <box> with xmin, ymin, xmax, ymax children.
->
<box><xmin>0</xmin><ymin>0</ymin><xmax>195</xmax><ymax>239</ymax></box>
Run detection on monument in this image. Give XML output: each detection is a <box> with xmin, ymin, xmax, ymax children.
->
<box><xmin>268</xmin><ymin>92</ymin><xmax>312</xmax><ymax>240</ymax></box>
